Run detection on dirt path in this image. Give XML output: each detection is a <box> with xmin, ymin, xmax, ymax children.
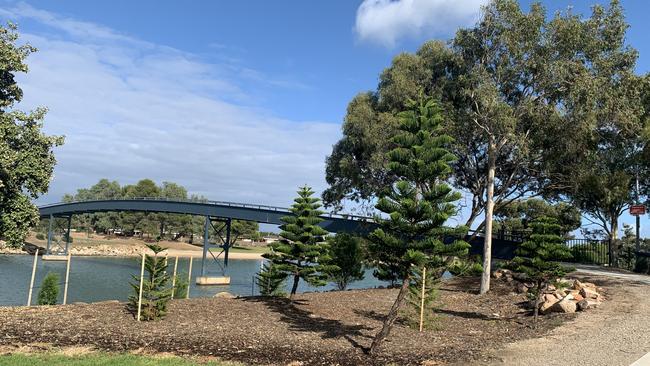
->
<box><xmin>472</xmin><ymin>271</ymin><xmax>650</xmax><ymax>366</ymax></box>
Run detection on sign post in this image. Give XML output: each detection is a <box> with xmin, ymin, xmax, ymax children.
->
<box><xmin>630</xmin><ymin>205</ymin><xmax>646</xmax><ymax>252</ymax></box>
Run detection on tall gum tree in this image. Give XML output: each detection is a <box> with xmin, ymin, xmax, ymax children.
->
<box><xmin>0</xmin><ymin>23</ymin><xmax>63</xmax><ymax>247</ymax></box>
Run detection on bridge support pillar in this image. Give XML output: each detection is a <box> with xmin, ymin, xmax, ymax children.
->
<box><xmin>201</xmin><ymin>215</ymin><xmax>210</xmax><ymax>277</ymax></box>
<box><xmin>46</xmin><ymin>214</ymin><xmax>54</xmax><ymax>255</ymax></box>
<box><xmin>224</xmin><ymin>218</ymin><xmax>231</xmax><ymax>267</ymax></box>
<box><xmin>64</xmin><ymin>214</ymin><xmax>72</xmax><ymax>255</ymax></box>
<box><xmin>197</xmin><ymin>216</ymin><xmax>232</xmax><ymax>285</ymax></box>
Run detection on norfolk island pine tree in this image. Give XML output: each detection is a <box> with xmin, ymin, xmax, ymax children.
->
<box><xmin>367</xmin><ymin>97</ymin><xmax>469</xmax><ymax>355</ymax></box>
<box><xmin>262</xmin><ymin>186</ymin><xmax>337</xmax><ymax>299</ymax></box>
<box><xmin>510</xmin><ymin>216</ymin><xmax>572</xmax><ymax>325</ymax></box>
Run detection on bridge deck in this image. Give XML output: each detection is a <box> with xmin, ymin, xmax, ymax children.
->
<box><xmin>38</xmin><ymin>198</ymin><xmax>375</xmax><ymax>233</ymax></box>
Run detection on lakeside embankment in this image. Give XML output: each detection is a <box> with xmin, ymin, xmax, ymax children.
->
<box><xmin>0</xmin><ymin>232</ymin><xmax>266</xmax><ymax>259</ymax></box>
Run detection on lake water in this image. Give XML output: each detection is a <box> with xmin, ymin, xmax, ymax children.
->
<box><xmin>0</xmin><ymin>255</ymin><xmax>388</xmax><ymax>306</ymax></box>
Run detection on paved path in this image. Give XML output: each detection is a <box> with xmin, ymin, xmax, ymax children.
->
<box><xmin>469</xmin><ymin>268</ymin><xmax>650</xmax><ymax>366</ymax></box>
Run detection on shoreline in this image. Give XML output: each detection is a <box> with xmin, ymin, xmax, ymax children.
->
<box><xmin>0</xmin><ymin>245</ymin><xmax>264</xmax><ymax>260</ymax></box>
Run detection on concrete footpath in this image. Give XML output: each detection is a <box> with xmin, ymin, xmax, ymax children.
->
<box><xmin>469</xmin><ymin>266</ymin><xmax>650</xmax><ymax>366</ymax></box>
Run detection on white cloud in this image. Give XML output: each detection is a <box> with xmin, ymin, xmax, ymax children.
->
<box><xmin>2</xmin><ymin>3</ymin><xmax>340</xmax><ymax>208</ymax></box>
<box><xmin>355</xmin><ymin>0</ymin><xmax>487</xmax><ymax>47</ymax></box>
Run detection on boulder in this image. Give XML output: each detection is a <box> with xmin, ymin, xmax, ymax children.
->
<box><xmin>580</xmin><ymin>287</ymin><xmax>599</xmax><ymax>299</ymax></box>
<box><xmin>540</xmin><ymin>294</ymin><xmax>560</xmax><ymax>313</ymax></box>
<box><xmin>573</xmin><ymin>293</ymin><xmax>585</xmax><ymax>302</ymax></box>
<box><xmin>516</xmin><ymin>282</ymin><xmax>529</xmax><ymax>294</ymax></box>
<box><xmin>572</xmin><ymin>279</ymin><xmax>584</xmax><ymax>290</ymax></box>
<box><xmin>550</xmin><ymin>294</ymin><xmax>577</xmax><ymax>313</ymax></box>
<box><xmin>492</xmin><ymin>270</ymin><xmax>503</xmax><ymax>279</ymax></box>
<box><xmin>214</xmin><ymin>291</ymin><xmax>236</xmax><ymax>299</ymax></box>
<box><xmin>577</xmin><ymin>299</ymin><xmax>600</xmax><ymax>311</ymax></box>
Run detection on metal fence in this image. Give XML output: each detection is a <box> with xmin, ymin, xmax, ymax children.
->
<box><xmin>564</xmin><ymin>238</ymin><xmax>610</xmax><ymax>266</ymax></box>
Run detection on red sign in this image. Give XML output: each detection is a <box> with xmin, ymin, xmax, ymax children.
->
<box><xmin>630</xmin><ymin>205</ymin><xmax>646</xmax><ymax>216</ymax></box>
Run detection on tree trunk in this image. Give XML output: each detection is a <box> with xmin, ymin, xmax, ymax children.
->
<box><xmin>609</xmin><ymin>216</ymin><xmax>619</xmax><ymax>266</ymax></box>
<box><xmin>369</xmin><ymin>276</ymin><xmax>410</xmax><ymax>356</ymax></box>
<box><xmin>289</xmin><ymin>274</ymin><xmax>300</xmax><ymax>299</ymax></box>
<box><xmin>480</xmin><ymin>136</ymin><xmax>497</xmax><ymax>295</ymax></box>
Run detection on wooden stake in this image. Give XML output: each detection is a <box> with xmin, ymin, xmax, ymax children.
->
<box><xmin>186</xmin><ymin>257</ymin><xmax>193</xmax><ymax>299</ymax></box>
<box><xmin>136</xmin><ymin>252</ymin><xmax>146</xmax><ymax>321</ymax></box>
<box><xmin>419</xmin><ymin>266</ymin><xmax>427</xmax><ymax>332</ymax></box>
<box><xmin>63</xmin><ymin>252</ymin><xmax>72</xmax><ymax>305</ymax></box>
<box><xmin>171</xmin><ymin>256</ymin><xmax>179</xmax><ymax>299</ymax></box>
<box><xmin>27</xmin><ymin>249</ymin><xmax>39</xmax><ymax>306</ymax></box>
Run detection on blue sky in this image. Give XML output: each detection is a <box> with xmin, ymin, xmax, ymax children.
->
<box><xmin>1</xmin><ymin>0</ymin><xmax>648</xmax><ymax>235</ymax></box>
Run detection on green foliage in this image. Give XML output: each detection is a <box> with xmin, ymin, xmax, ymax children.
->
<box><xmin>448</xmin><ymin>256</ymin><xmax>483</xmax><ymax>277</ymax></box>
<box><xmin>404</xmin><ymin>266</ymin><xmax>440</xmax><ymax>330</ymax></box>
<box><xmin>35</xmin><ymin>233</ymin><xmax>45</xmax><ymax>240</ymax></box>
<box><xmin>510</xmin><ymin>217</ymin><xmax>572</xmax><ymax>323</ymax></box>
<box><xmin>128</xmin><ymin>244</ymin><xmax>172</xmax><ymax>320</ymax></box>
<box><xmin>495</xmin><ymin>199</ymin><xmax>581</xmax><ymax>237</ymax></box>
<box><xmin>368</xmin><ymin>98</ymin><xmax>470</xmax><ymax>282</ymax></box>
<box><xmin>0</xmin><ymin>23</ymin><xmax>64</xmax><ymax>247</ymax></box>
<box><xmin>172</xmin><ymin>272</ymin><xmax>188</xmax><ymax>299</ymax></box>
<box><xmin>37</xmin><ymin>272</ymin><xmax>59</xmax><ymax>305</ymax></box>
<box><xmin>367</xmin><ymin>97</ymin><xmax>469</xmax><ymax>354</ymax></box>
<box><xmin>326</xmin><ymin>233</ymin><xmax>365</xmax><ymax>290</ymax></box>
<box><xmin>262</xmin><ymin>186</ymin><xmax>336</xmax><ymax>298</ymax></box>
<box><xmin>256</xmin><ymin>262</ymin><xmax>287</xmax><ymax>296</ymax></box>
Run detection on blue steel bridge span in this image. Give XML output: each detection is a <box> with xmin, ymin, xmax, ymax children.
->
<box><xmin>37</xmin><ymin>198</ymin><xmax>375</xmax><ymax>276</ymax></box>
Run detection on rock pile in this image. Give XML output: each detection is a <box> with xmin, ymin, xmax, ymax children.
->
<box><xmin>492</xmin><ymin>269</ymin><xmax>605</xmax><ymax>314</ymax></box>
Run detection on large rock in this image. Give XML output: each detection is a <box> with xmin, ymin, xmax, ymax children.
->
<box><xmin>580</xmin><ymin>287</ymin><xmax>599</xmax><ymax>299</ymax></box>
<box><xmin>540</xmin><ymin>294</ymin><xmax>560</xmax><ymax>313</ymax></box>
<box><xmin>214</xmin><ymin>291</ymin><xmax>236</xmax><ymax>299</ymax></box>
<box><xmin>577</xmin><ymin>299</ymin><xmax>600</xmax><ymax>311</ymax></box>
<box><xmin>572</xmin><ymin>279</ymin><xmax>585</xmax><ymax>290</ymax></box>
<box><xmin>492</xmin><ymin>270</ymin><xmax>503</xmax><ymax>279</ymax></box>
<box><xmin>516</xmin><ymin>282</ymin><xmax>529</xmax><ymax>294</ymax></box>
<box><xmin>550</xmin><ymin>294</ymin><xmax>577</xmax><ymax>313</ymax></box>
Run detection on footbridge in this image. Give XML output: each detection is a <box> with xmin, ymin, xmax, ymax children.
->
<box><xmin>37</xmin><ymin>198</ymin><xmax>375</xmax><ymax>279</ymax></box>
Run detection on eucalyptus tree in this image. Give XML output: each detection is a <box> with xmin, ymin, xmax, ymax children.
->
<box><xmin>0</xmin><ymin>23</ymin><xmax>64</xmax><ymax>247</ymax></box>
<box><xmin>549</xmin><ymin>1</ymin><xmax>645</xmax><ymax>249</ymax></box>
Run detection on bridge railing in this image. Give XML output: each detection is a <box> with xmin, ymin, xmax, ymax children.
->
<box><xmin>38</xmin><ymin>197</ymin><xmax>374</xmax><ymax>222</ymax></box>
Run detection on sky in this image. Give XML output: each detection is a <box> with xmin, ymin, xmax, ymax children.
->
<box><xmin>1</xmin><ymin>0</ymin><xmax>649</xmax><ymax>235</ymax></box>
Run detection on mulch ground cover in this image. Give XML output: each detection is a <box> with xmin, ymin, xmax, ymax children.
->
<box><xmin>0</xmin><ymin>277</ymin><xmax>576</xmax><ymax>365</ymax></box>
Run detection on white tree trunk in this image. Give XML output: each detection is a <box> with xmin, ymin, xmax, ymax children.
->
<box><xmin>480</xmin><ymin>136</ymin><xmax>496</xmax><ymax>295</ymax></box>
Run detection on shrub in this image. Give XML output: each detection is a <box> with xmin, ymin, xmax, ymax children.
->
<box><xmin>35</xmin><ymin>233</ymin><xmax>46</xmax><ymax>240</ymax></box>
<box><xmin>327</xmin><ymin>233</ymin><xmax>365</xmax><ymax>290</ymax></box>
<box><xmin>37</xmin><ymin>272</ymin><xmax>59</xmax><ymax>305</ymax></box>
<box><xmin>510</xmin><ymin>217</ymin><xmax>572</xmax><ymax>325</ymax></box>
<box><xmin>404</xmin><ymin>266</ymin><xmax>440</xmax><ymax>330</ymax></box>
<box><xmin>448</xmin><ymin>256</ymin><xmax>483</xmax><ymax>277</ymax></box>
<box><xmin>128</xmin><ymin>244</ymin><xmax>172</xmax><ymax>320</ymax></box>
<box><xmin>172</xmin><ymin>272</ymin><xmax>188</xmax><ymax>299</ymax></box>
<box><xmin>256</xmin><ymin>262</ymin><xmax>287</xmax><ymax>296</ymax></box>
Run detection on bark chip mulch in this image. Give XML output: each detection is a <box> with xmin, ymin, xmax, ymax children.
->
<box><xmin>0</xmin><ymin>277</ymin><xmax>575</xmax><ymax>365</ymax></box>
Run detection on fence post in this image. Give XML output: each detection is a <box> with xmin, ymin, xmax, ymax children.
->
<box><xmin>63</xmin><ymin>252</ymin><xmax>72</xmax><ymax>305</ymax></box>
<box><xmin>419</xmin><ymin>266</ymin><xmax>427</xmax><ymax>332</ymax></box>
<box><xmin>171</xmin><ymin>256</ymin><xmax>178</xmax><ymax>299</ymax></box>
<box><xmin>136</xmin><ymin>252</ymin><xmax>145</xmax><ymax>321</ymax></box>
<box><xmin>27</xmin><ymin>249</ymin><xmax>39</xmax><ymax>306</ymax></box>
<box><xmin>186</xmin><ymin>257</ymin><xmax>193</xmax><ymax>299</ymax></box>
